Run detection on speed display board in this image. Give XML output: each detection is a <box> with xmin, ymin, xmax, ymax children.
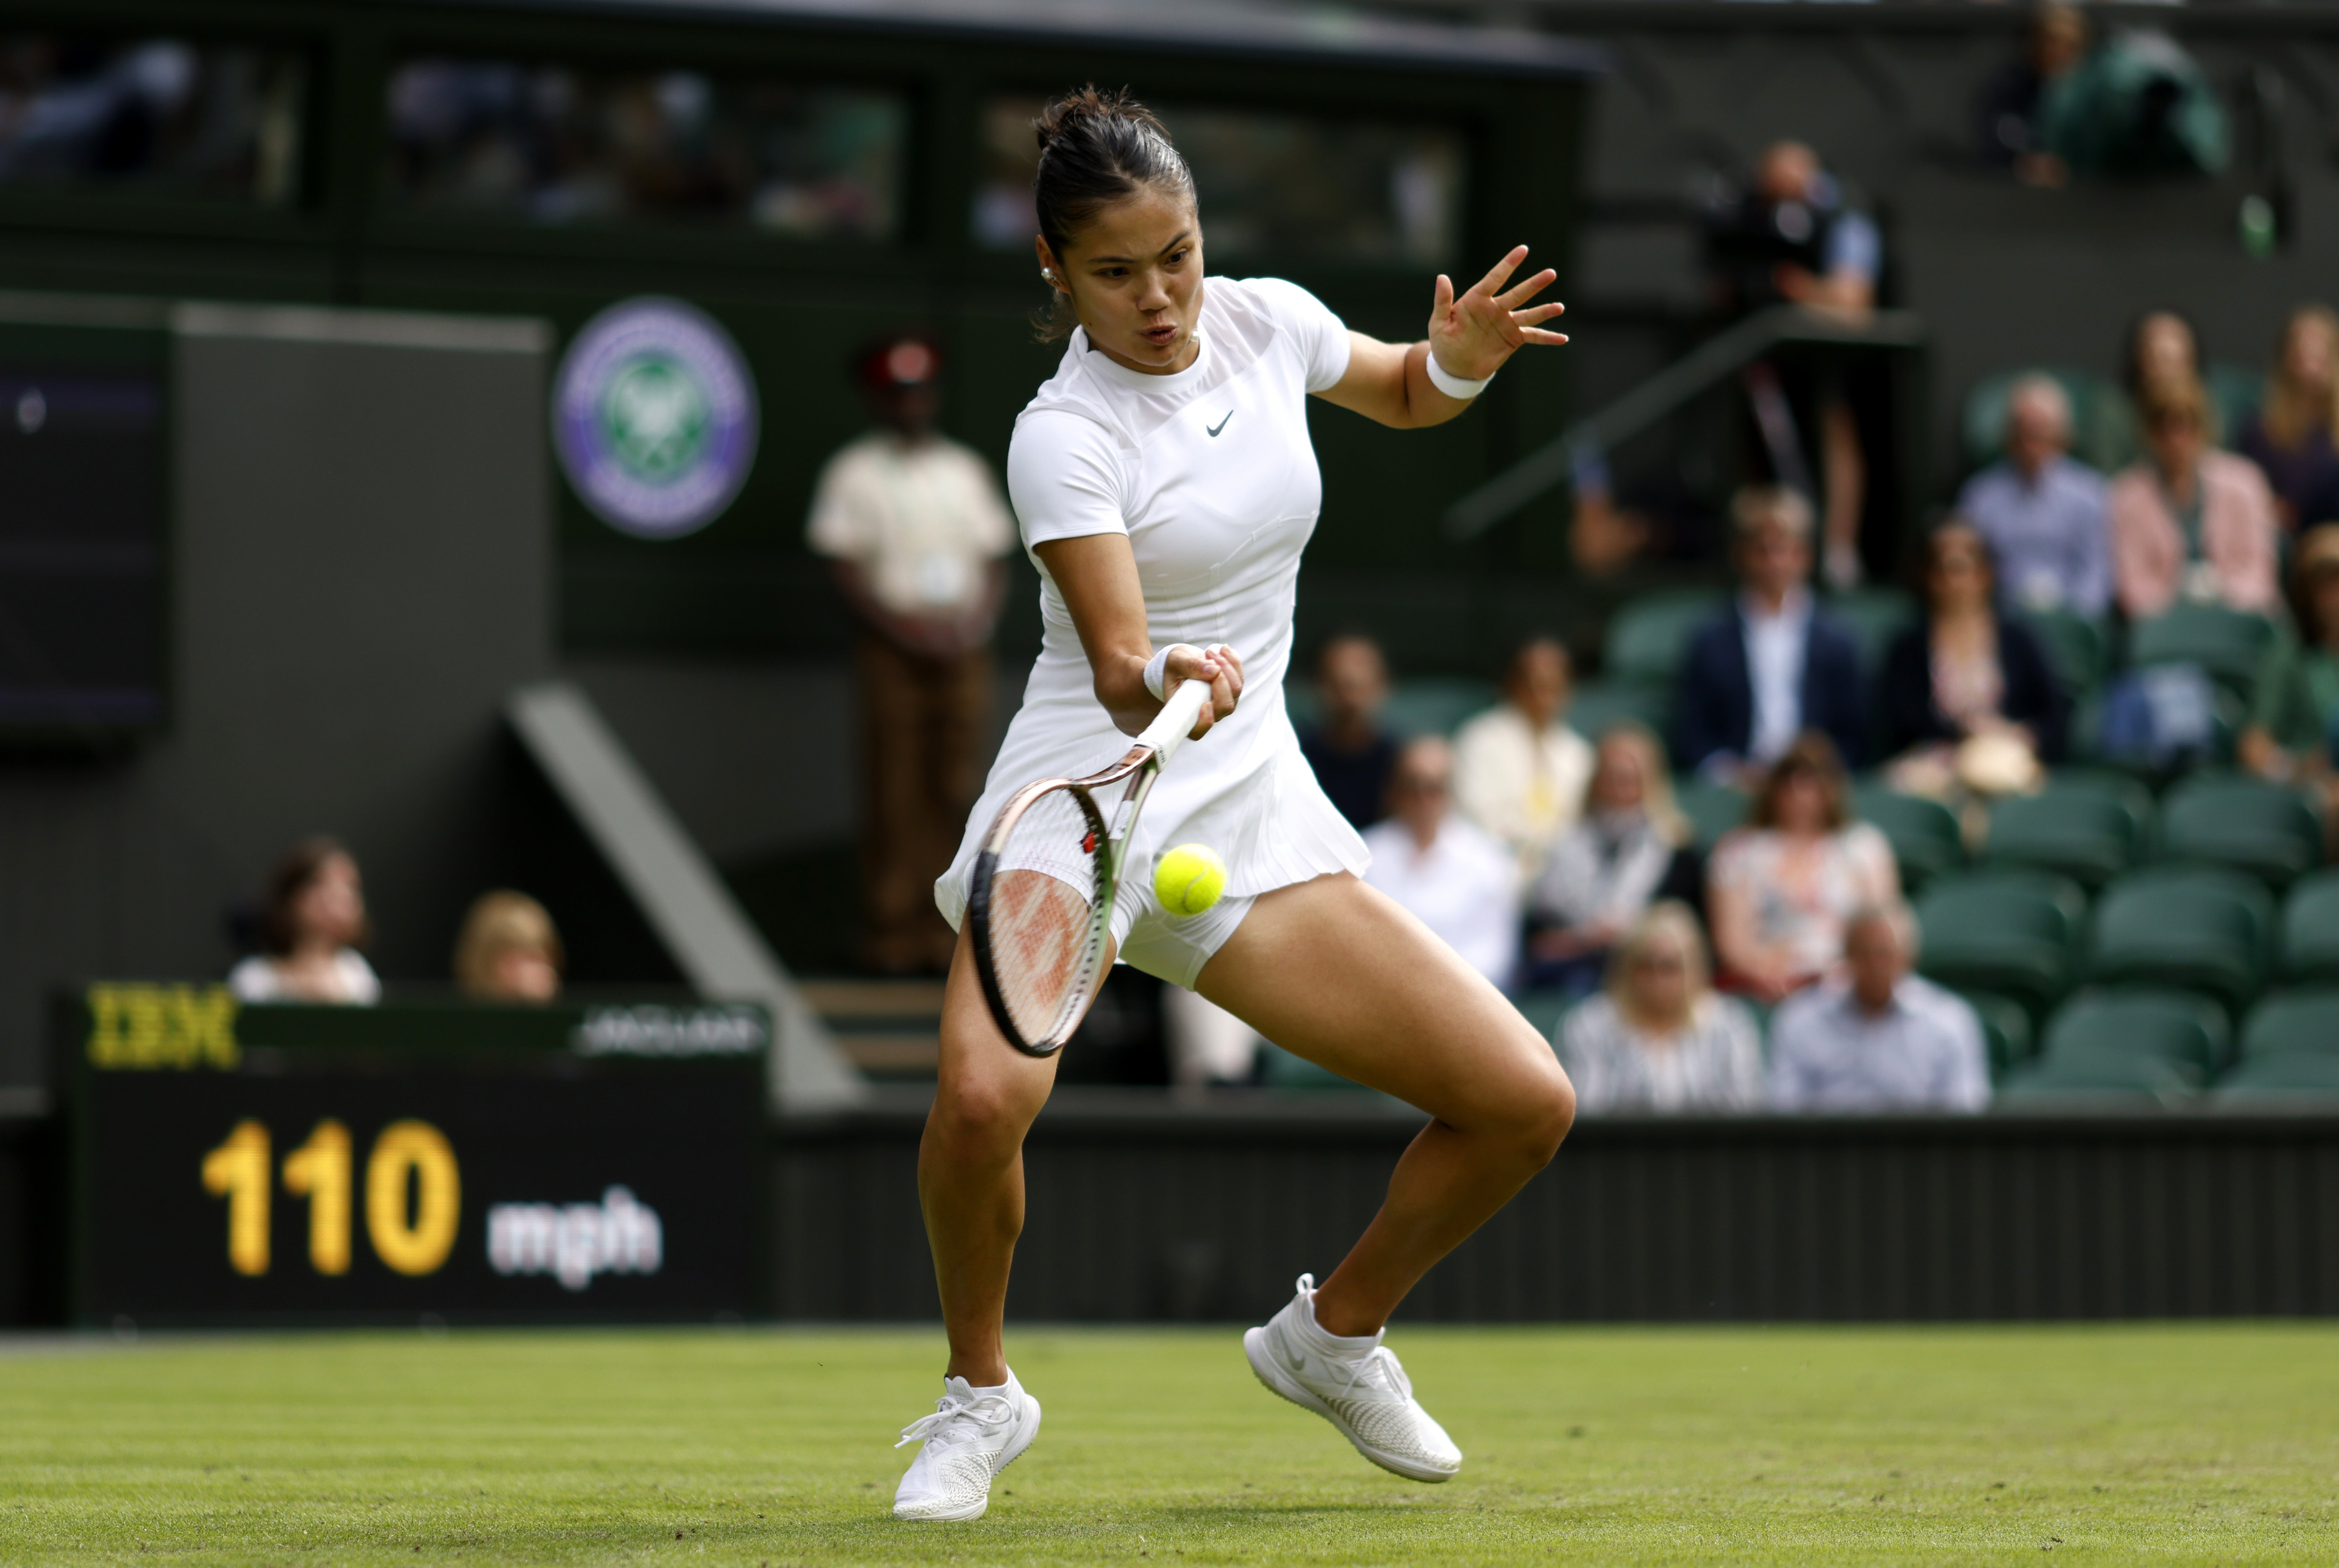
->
<box><xmin>61</xmin><ymin>988</ymin><xmax>767</xmax><ymax>1327</ymax></box>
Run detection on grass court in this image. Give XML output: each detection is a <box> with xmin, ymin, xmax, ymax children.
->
<box><xmin>3</xmin><ymin>1322</ymin><xmax>2334</xmax><ymax>1565</ymax></box>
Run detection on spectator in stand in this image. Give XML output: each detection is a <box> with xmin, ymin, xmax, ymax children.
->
<box><xmin>1558</xmin><ymin>902</ymin><xmax>1764</xmax><ymax>1115</ymax></box>
<box><xmin>1702</xmin><ymin>141</ymin><xmax>1881</xmax><ymax>589</ymax></box>
<box><xmin>453</xmin><ymin>891</ymin><xmax>564</xmax><ymax>1003</ymax></box>
<box><xmin>807</xmin><ymin>334</ymin><xmax>1016</xmax><ymax>974</ymax></box>
<box><xmin>1525</xmin><ymin>723</ymin><xmax>1703</xmax><ymax>995</ymax></box>
<box><xmin>1977</xmin><ymin>1</ymin><xmax>2089</xmax><ymax>188</ymax></box>
<box><xmin>1768</xmin><ymin>901</ymin><xmax>1991</xmax><ymax>1113</ymax></box>
<box><xmin>1707</xmin><ymin>733</ymin><xmax>1898</xmax><ymax>1004</ymax></box>
<box><xmin>1363</xmin><ymin>736</ymin><xmax>1522</xmax><ymax>988</ymax></box>
<box><xmin>1954</xmin><ymin>374</ymin><xmax>2111</xmax><ymax>617</ymax></box>
<box><xmin>1676</xmin><ymin>485</ymin><xmax>1867</xmax><ymax>783</ymax></box>
<box><xmin>1453</xmin><ymin>636</ymin><xmax>1594</xmax><ymax>882</ymax></box>
<box><xmin>2102</xmin><ymin>308</ymin><xmax>2206</xmax><ymax>472</ymax></box>
<box><xmin>2237</xmin><ymin>304</ymin><xmax>2339</xmax><ymax>537</ymax></box>
<box><xmin>1297</xmin><ymin>633</ymin><xmax>1399</xmax><ymax>830</ymax></box>
<box><xmin>2110</xmin><ymin>374</ymin><xmax>2280</xmax><ymax>620</ymax></box>
<box><xmin>2240</xmin><ymin>526</ymin><xmax>2339</xmax><ymax>813</ymax></box>
<box><xmin>1877</xmin><ymin>520</ymin><xmax>2067</xmax><ymax>797</ymax></box>
<box><xmin>229</xmin><ymin>838</ymin><xmax>380</xmax><ymax>1005</ymax></box>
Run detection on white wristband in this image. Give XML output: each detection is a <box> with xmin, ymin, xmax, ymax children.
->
<box><xmin>1142</xmin><ymin>644</ymin><xmax>1196</xmax><ymax>702</ymax></box>
<box><xmin>1425</xmin><ymin>353</ymin><xmax>1493</xmax><ymax>401</ymax></box>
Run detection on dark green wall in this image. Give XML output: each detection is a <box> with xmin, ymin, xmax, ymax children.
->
<box><xmin>0</xmin><ymin>0</ymin><xmax>1589</xmax><ymax>673</ymax></box>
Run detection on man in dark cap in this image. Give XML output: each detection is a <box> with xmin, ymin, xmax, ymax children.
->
<box><xmin>808</xmin><ymin>335</ymin><xmax>1016</xmax><ymax>973</ymax></box>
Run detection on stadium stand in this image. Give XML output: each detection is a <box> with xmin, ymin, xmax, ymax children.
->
<box><xmin>2021</xmin><ymin>609</ymin><xmax>2111</xmax><ymax>701</ymax></box>
<box><xmin>1851</xmin><ymin>784</ymin><xmax>1965</xmax><ymax>888</ymax></box>
<box><xmin>1998</xmin><ymin>988</ymin><xmax>2228</xmax><ymax>1106</ymax></box>
<box><xmin>1675</xmin><ymin>778</ymin><xmax>1751</xmax><ymax>850</ymax></box>
<box><xmin>2156</xmin><ymin>773</ymin><xmax>2323</xmax><ymax>887</ymax></box>
<box><xmin>1980</xmin><ymin>776</ymin><xmax>2148</xmax><ymax>889</ymax></box>
<box><xmin>2086</xmin><ymin>864</ymin><xmax>2272</xmax><ymax>1021</ymax></box>
<box><xmin>1912</xmin><ymin>869</ymin><xmax>2087</xmax><ymax>1025</ymax></box>
<box><xmin>2126</xmin><ymin>603</ymin><xmax>2277</xmax><ymax>698</ymax></box>
<box><xmin>1603</xmin><ymin>589</ymin><xmax>1726</xmax><ymax>689</ymax></box>
<box><xmin>1956</xmin><ymin>989</ymin><xmax>2035</xmax><ymax>1084</ymax></box>
<box><xmin>2278</xmin><ymin>870</ymin><xmax>2339</xmax><ymax>983</ymax></box>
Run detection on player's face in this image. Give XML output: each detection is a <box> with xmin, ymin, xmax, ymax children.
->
<box><xmin>1039</xmin><ymin>187</ymin><xmax>1204</xmax><ymax>375</ymax></box>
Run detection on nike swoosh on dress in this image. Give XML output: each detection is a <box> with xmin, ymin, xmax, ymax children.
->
<box><xmin>1207</xmin><ymin>411</ymin><xmax>1234</xmax><ymax>437</ymax></box>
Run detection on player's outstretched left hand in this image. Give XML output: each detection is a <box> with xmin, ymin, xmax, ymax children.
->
<box><xmin>1427</xmin><ymin>245</ymin><xmax>1567</xmax><ymax>384</ymax></box>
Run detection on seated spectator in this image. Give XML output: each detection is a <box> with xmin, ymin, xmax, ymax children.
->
<box><xmin>1954</xmin><ymin>374</ymin><xmax>2111</xmax><ymax>616</ymax></box>
<box><xmin>1878</xmin><ymin>520</ymin><xmax>2067</xmax><ymax>797</ymax></box>
<box><xmin>1767</xmin><ymin>901</ymin><xmax>1991</xmax><ymax>1113</ymax></box>
<box><xmin>228</xmin><ymin>838</ymin><xmax>380</xmax><ymax>1005</ymax></box>
<box><xmin>454</xmin><ymin>891</ymin><xmax>564</xmax><ymax>1003</ymax></box>
<box><xmin>1675</xmin><ymin>486</ymin><xmax>1867</xmax><ymax>782</ymax></box>
<box><xmin>1525</xmin><ymin>722</ymin><xmax>1703</xmax><ymax>995</ymax></box>
<box><xmin>1707</xmin><ymin>733</ymin><xmax>1898</xmax><ymax>1004</ymax></box>
<box><xmin>1364</xmin><ymin>736</ymin><xmax>1521</xmax><ymax>987</ymax></box>
<box><xmin>2111</xmin><ymin>374</ymin><xmax>2280</xmax><ymax>620</ymax></box>
<box><xmin>1453</xmin><ymin>636</ymin><xmax>1593</xmax><ymax>881</ymax></box>
<box><xmin>1558</xmin><ymin>902</ymin><xmax>1764</xmax><ymax>1114</ymax></box>
<box><xmin>1976</xmin><ymin>1</ymin><xmax>2088</xmax><ymax>187</ymax></box>
<box><xmin>1161</xmin><ymin>988</ymin><xmax>1262</xmax><ymax>1091</ymax></box>
<box><xmin>2237</xmin><ymin>304</ymin><xmax>2339</xmax><ymax>536</ymax></box>
<box><xmin>1297</xmin><ymin>633</ymin><xmax>1399</xmax><ymax>830</ymax></box>
<box><xmin>2100</xmin><ymin>308</ymin><xmax>2207</xmax><ymax>473</ymax></box>
<box><xmin>2240</xmin><ymin>525</ymin><xmax>2339</xmax><ymax>810</ymax></box>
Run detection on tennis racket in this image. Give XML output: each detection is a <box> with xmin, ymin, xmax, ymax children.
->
<box><xmin>968</xmin><ymin>677</ymin><xmax>1214</xmax><ymax>1057</ymax></box>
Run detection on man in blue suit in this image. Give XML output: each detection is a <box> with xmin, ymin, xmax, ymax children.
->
<box><xmin>1674</xmin><ymin>485</ymin><xmax>1866</xmax><ymax>781</ymax></box>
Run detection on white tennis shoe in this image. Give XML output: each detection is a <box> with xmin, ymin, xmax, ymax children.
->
<box><xmin>1243</xmin><ymin>1273</ymin><xmax>1462</xmax><ymax>1483</ymax></box>
<box><xmin>890</xmin><ymin>1369</ymin><xmax>1042</xmax><ymax>1522</ymax></box>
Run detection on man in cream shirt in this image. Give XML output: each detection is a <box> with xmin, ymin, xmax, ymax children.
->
<box><xmin>808</xmin><ymin>335</ymin><xmax>1016</xmax><ymax>972</ymax></box>
<box><xmin>1452</xmin><ymin>636</ymin><xmax>1595</xmax><ymax>884</ymax></box>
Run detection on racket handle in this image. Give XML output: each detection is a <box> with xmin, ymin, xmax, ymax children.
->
<box><xmin>1138</xmin><ymin>676</ymin><xmax>1213</xmax><ymax>762</ymax></box>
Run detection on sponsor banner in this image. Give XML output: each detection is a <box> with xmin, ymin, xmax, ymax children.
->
<box><xmin>63</xmin><ymin>989</ymin><xmax>764</xmax><ymax>1325</ymax></box>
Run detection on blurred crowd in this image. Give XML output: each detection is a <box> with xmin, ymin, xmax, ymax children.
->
<box><xmin>225</xmin><ymin>836</ymin><xmax>566</xmax><ymax>1008</ymax></box>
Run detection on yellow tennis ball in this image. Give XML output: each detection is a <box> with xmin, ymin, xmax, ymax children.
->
<box><xmin>1154</xmin><ymin>843</ymin><xmax>1228</xmax><ymax>917</ymax></box>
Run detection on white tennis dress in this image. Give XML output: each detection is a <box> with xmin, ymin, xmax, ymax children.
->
<box><xmin>933</xmin><ymin>276</ymin><xmax>1371</xmax><ymax>983</ymax></box>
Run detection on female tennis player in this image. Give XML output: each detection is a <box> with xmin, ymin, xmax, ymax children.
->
<box><xmin>894</xmin><ymin>87</ymin><xmax>1576</xmax><ymax>1522</ymax></box>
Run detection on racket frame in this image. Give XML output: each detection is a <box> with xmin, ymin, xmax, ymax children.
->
<box><xmin>967</xmin><ymin>679</ymin><xmax>1211</xmax><ymax>1057</ymax></box>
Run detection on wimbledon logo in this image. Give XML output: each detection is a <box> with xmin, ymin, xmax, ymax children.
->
<box><xmin>552</xmin><ymin>297</ymin><xmax>759</xmax><ymax>540</ymax></box>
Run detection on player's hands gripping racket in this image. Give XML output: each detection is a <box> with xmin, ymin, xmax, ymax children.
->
<box><xmin>968</xmin><ymin>667</ymin><xmax>1222</xmax><ymax>1057</ymax></box>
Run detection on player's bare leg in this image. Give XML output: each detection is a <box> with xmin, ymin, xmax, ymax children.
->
<box><xmin>1202</xmin><ymin>871</ymin><xmax>1571</xmax><ymax>1480</ymax></box>
<box><xmin>919</xmin><ymin>917</ymin><xmax>1091</xmax><ymax>1387</ymax></box>
<box><xmin>1199</xmin><ymin>871</ymin><xmax>1574</xmax><ymax>1334</ymax></box>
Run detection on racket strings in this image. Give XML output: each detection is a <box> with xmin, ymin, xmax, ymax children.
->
<box><xmin>986</xmin><ymin>787</ymin><xmax>1106</xmax><ymax>1047</ymax></box>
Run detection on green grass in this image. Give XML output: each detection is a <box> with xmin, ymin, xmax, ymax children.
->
<box><xmin>3</xmin><ymin>1323</ymin><xmax>2335</xmax><ymax>1565</ymax></box>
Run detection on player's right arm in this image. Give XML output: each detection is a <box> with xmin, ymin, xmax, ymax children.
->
<box><xmin>1032</xmin><ymin>533</ymin><xmax>1241</xmax><ymax>740</ymax></box>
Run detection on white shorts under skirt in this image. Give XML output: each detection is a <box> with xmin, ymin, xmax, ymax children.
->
<box><xmin>1111</xmin><ymin>881</ymin><xmax>1258</xmax><ymax>991</ymax></box>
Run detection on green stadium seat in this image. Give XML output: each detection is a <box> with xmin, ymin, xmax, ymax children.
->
<box><xmin>1981</xmin><ymin>784</ymin><xmax>2143</xmax><ymax>889</ymax></box>
<box><xmin>1512</xmin><ymin>990</ymin><xmax>1575</xmax><ymax>1046</ymax></box>
<box><xmin>1852</xmin><ymin>784</ymin><xmax>1965</xmax><ymax>888</ymax></box>
<box><xmin>1822</xmin><ymin>588</ymin><xmax>1917</xmax><ymax>674</ymax></box>
<box><xmin>1602</xmin><ymin>589</ymin><xmax>1725</xmax><ymax>689</ymax></box>
<box><xmin>1913</xmin><ymin>869</ymin><xmax>2087</xmax><ymax>1022</ymax></box>
<box><xmin>2088</xmin><ymin>866</ymin><xmax>2273</xmax><ymax>1019</ymax></box>
<box><xmin>1954</xmin><ymin>989</ymin><xmax>2036</xmax><ymax>1082</ymax></box>
<box><xmin>1996</xmin><ymin>1045</ymin><xmax>2203</xmax><ymax>1108</ymax></box>
<box><xmin>2212</xmin><ymin>1050</ymin><xmax>2339</xmax><ymax>1102</ymax></box>
<box><xmin>1566</xmin><ymin>680</ymin><xmax>1672</xmax><ymax>745</ymax></box>
<box><xmin>2126</xmin><ymin>605</ymin><xmax>2276</xmax><ymax>697</ymax></box>
<box><xmin>2020</xmin><ymin>609</ymin><xmax>2109</xmax><ymax>697</ymax></box>
<box><xmin>1383</xmin><ymin>678</ymin><xmax>1500</xmax><ymax>739</ymax></box>
<box><xmin>1674</xmin><ymin>776</ymin><xmax>1749</xmax><ymax>849</ymax></box>
<box><xmin>2157</xmin><ymin>773</ymin><xmax>2321</xmax><ymax>887</ymax></box>
<box><xmin>2280</xmin><ymin>870</ymin><xmax>2339</xmax><ymax>982</ymax></box>
<box><xmin>2236</xmin><ymin>988</ymin><xmax>2339</xmax><ymax>1062</ymax></box>
<box><xmin>2037</xmin><ymin>988</ymin><xmax>2228</xmax><ymax>1079</ymax></box>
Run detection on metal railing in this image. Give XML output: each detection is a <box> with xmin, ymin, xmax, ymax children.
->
<box><xmin>1442</xmin><ymin>304</ymin><xmax>1927</xmax><ymax>540</ymax></box>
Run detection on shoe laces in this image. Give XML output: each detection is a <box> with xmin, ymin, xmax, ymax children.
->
<box><xmin>1289</xmin><ymin>1273</ymin><xmax>1410</xmax><ymax>1403</ymax></box>
<box><xmin>896</xmin><ymin>1388</ymin><xmax>1014</xmax><ymax>1451</ymax></box>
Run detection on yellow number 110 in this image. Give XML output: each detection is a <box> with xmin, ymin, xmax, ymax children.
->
<box><xmin>201</xmin><ymin>1118</ymin><xmax>461</xmax><ymax>1278</ymax></box>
